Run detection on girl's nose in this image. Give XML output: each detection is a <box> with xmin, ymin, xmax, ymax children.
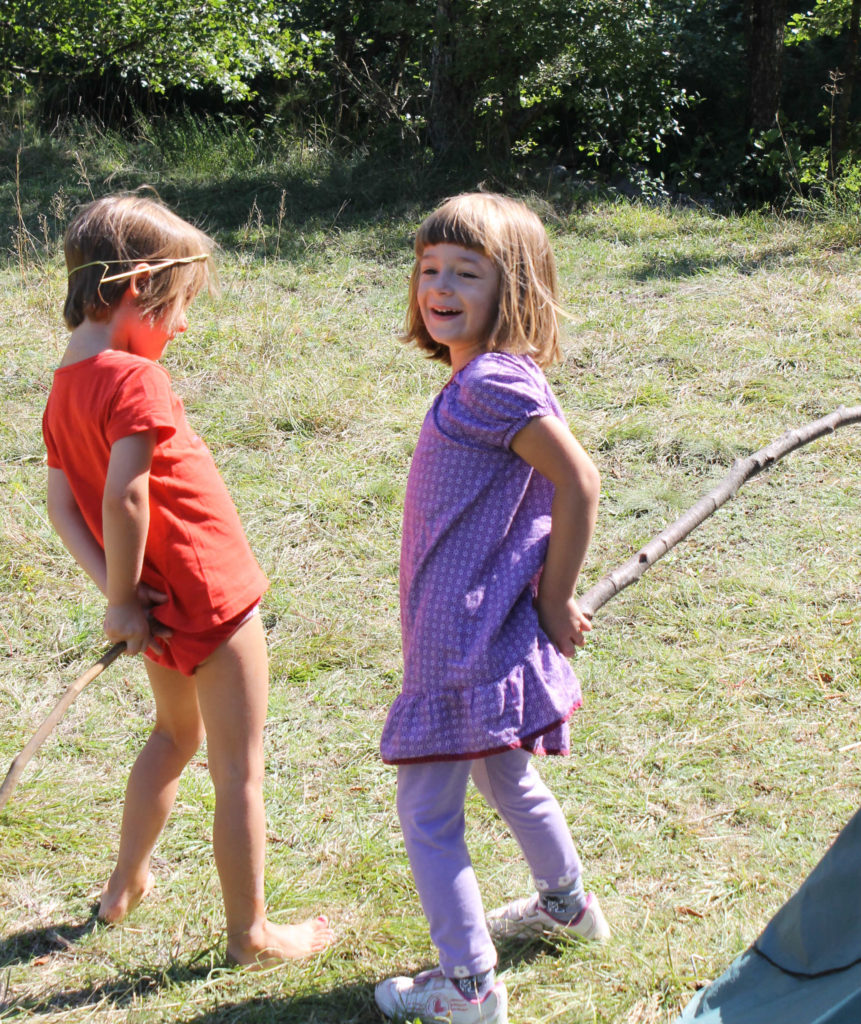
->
<box><xmin>175</xmin><ymin>314</ymin><xmax>188</xmax><ymax>334</ymax></box>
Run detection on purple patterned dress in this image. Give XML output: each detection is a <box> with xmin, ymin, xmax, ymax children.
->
<box><xmin>380</xmin><ymin>352</ymin><xmax>583</xmax><ymax>764</ymax></box>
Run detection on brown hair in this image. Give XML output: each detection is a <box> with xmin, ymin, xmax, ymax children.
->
<box><xmin>63</xmin><ymin>192</ymin><xmax>215</xmax><ymax>329</ymax></box>
<box><xmin>404</xmin><ymin>192</ymin><xmax>562</xmax><ymax>367</ymax></box>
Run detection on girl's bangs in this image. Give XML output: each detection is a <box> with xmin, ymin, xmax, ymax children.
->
<box><xmin>416</xmin><ymin>206</ymin><xmax>490</xmax><ymax>255</ymax></box>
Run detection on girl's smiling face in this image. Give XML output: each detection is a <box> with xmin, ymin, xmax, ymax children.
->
<box><xmin>417</xmin><ymin>243</ymin><xmax>500</xmax><ymax>371</ymax></box>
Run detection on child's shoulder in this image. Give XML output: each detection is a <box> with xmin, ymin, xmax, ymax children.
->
<box><xmin>48</xmin><ymin>350</ymin><xmax>173</xmax><ymax>411</ymax></box>
<box><xmin>467</xmin><ymin>350</ymin><xmax>540</xmax><ymax>377</ymax></box>
<box><xmin>457</xmin><ymin>352</ymin><xmax>548</xmax><ymax>399</ymax></box>
<box><xmin>445</xmin><ymin>353</ymin><xmax>556</xmax><ymax>435</ymax></box>
<box><xmin>55</xmin><ymin>349</ymin><xmax>169</xmax><ymax>379</ymax></box>
<box><xmin>98</xmin><ymin>349</ymin><xmax>170</xmax><ymax>377</ymax></box>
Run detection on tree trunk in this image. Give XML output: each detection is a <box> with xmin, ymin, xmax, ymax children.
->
<box><xmin>746</xmin><ymin>0</ymin><xmax>788</xmax><ymax>131</ymax></box>
<box><xmin>834</xmin><ymin>0</ymin><xmax>861</xmax><ymax>157</ymax></box>
<box><xmin>427</xmin><ymin>0</ymin><xmax>474</xmax><ymax>160</ymax></box>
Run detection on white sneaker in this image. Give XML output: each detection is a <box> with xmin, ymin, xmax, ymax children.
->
<box><xmin>486</xmin><ymin>892</ymin><xmax>611</xmax><ymax>942</ymax></box>
<box><xmin>374</xmin><ymin>967</ymin><xmax>508</xmax><ymax>1023</ymax></box>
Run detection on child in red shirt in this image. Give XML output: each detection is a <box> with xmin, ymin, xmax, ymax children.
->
<box><xmin>43</xmin><ymin>193</ymin><xmax>333</xmax><ymax>965</ymax></box>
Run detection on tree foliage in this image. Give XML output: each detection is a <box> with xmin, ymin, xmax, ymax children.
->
<box><xmin>287</xmin><ymin>0</ymin><xmax>698</xmax><ymax>166</ymax></box>
<box><xmin>786</xmin><ymin>0</ymin><xmax>860</xmax><ymax>160</ymax></box>
<box><xmin>1</xmin><ymin>0</ymin><xmax>858</xmax><ymax>202</ymax></box>
<box><xmin>0</xmin><ymin>0</ymin><xmax>315</xmax><ymax>100</ymax></box>
<box><xmin>786</xmin><ymin>0</ymin><xmax>856</xmax><ymax>43</ymax></box>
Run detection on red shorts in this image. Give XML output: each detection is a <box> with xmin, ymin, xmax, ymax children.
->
<box><xmin>144</xmin><ymin>601</ymin><xmax>260</xmax><ymax>677</ymax></box>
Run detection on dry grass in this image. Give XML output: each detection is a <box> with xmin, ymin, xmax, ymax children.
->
<box><xmin>1</xmin><ymin>144</ymin><xmax>859</xmax><ymax>1023</ymax></box>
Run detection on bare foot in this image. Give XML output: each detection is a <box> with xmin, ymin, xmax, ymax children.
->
<box><xmin>98</xmin><ymin>870</ymin><xmax>155</xmax><ymax>924</ymax></box>
<box><xmin>227</xmin><ymin>916</ymin><xmax>335</xmax><ymax>968</ymax></box>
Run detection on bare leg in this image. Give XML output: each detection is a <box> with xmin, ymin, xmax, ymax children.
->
<box><xmin>99</xmin><ymin>662</ymin><xmax>204</xmax><ymax>923</ymax></box>
<box><xmin>194</xmin><ymin>614</ymin><xmax>334</xmax><ymax>965</ymax></box>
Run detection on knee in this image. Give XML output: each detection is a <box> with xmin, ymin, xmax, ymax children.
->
<box><xmin>398</xmin><ymin>787</ymin><xmax>464</xmax><ymax>845</ymax></box>
<box><xmin>397</xmin><ymin>763</ymin><xmax>470</xmax><ymax>844</ymax></box>
<box><xmin>152</xmin><ymin>722</ymin><xmax>204</xmax><ymax>764</ymax></box>
<box><xmin>207</xmin><ymin>749</ymin><xmax>264</xmax><ymax>792</ymax></box>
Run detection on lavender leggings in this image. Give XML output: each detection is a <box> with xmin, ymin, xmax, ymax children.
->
<box><xmin>396</xmin><ymin>747</ymin><xmax>583</xmax><ymax>978</ymax></box>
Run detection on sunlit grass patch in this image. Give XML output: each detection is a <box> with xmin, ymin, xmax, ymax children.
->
<box><xmin>1</xmin><ymin>153</ymin><xmax>859</xmax><ymax>1024</ymax></box>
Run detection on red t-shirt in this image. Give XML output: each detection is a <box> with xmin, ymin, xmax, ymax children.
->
<box><xmin>43</xmin><ymin>350</ymin><xmax>268</xmax><ymax>633</ymax></box>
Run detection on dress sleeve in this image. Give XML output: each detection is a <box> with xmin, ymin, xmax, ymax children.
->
<box><xmin>446</xmin><ymin>354</ymin><xmax>558</xmax><ymax>450</ymax></box>
<box><xmin>105</xmin><ymin>363</ymin><xmax>177</xmax><ymax>446</ymax></box>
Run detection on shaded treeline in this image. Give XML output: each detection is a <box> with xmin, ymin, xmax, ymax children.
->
<box><xmin>1</xmin><ymin>0</ymin><xmax>859</xmax><ymax>205</ymax></box>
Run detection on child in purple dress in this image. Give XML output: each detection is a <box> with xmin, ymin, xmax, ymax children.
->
<box><xmin>375</xmin><ymin>193</ymin><xmax>608</xmax><ymax>1024</ymax></box>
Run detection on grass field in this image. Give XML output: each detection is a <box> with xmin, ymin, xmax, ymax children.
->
<box><xmin>1</xmin><ymin>123</ymin><xmax>860</xmax><ymax>1023</ymax></box>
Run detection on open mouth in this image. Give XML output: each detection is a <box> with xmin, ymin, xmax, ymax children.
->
<box><xmin>430</xmin><ymin>306</ymin><xmax>461</xmax><ymax>317</ymax></box>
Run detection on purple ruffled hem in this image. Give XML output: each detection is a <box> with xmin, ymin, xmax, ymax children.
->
<box><xmin>380</xmin><ymin>655</ymin><xmax>582</xmax><ymax>765</ymax></box>
<box><xmin>380</xmin><ymin>699</ymin><xmax>581</xmax><ymax>764</ymax></box>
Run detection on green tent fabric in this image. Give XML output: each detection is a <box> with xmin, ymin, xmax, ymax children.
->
<box><xmin>676</xmin><ymin>806</ymin><xmax>861</xmax><ymax>1024</ymax></box>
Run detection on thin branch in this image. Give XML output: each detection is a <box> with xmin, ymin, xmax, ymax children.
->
<box><xmin>579</xmin><ymin>405</ymin><xmax>861</xmax><ymax>618</ymax></box>
<box><xmin>0</xmin><ymin>643</ymin><xmax>125</xmax><ymax>814</ymax></box>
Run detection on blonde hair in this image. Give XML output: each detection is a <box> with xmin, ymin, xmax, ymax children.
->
<box><xmin>63</xmin><ymin>192</ymin><xmax>215</xmax><ymax>329</ymax></box>
<box><xmin>404</xmin><ymin>192</ymin><xmax>562</xmax><ymax>367</ymax></box>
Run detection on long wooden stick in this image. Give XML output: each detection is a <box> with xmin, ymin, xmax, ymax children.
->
<box><xmin>579</xmin><ymin>405</ymin><xmax>861</xmax><ymax>618</ymax></box>
<box><xmin>0</xmin><ymin>642</ymin><xmax>125</xmax><ymax>813</ymax></box>
<box><xmin>1</xmin><ymin>412</ymin><xmax>858</xmax><ymax>811</ymax></box>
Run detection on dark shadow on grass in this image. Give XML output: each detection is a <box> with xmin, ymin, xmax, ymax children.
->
<box><xmin>181</xmin><ymin>982</ymin><xmax>381</xmax><ymax>1024</ymax></box>
<box><xmin>175</xmin><ymin>945</ymin><xmax>587</xmax><ymax>1024</ymax></box>
<box><xmin>627</xmin><ymin>245</ymin><xmax>802</xmax><ymax>281</ymax></box>
<box><xmin>0</xmin><ymin>905</ymin><xmax>102</xmax><ymax>967</ymax></box>
<box><xmin>4</xmin><ymin>970</ymin><xmax>380</xmax><ymax>1023</ymax></box>
<box><xmin>0</xmin><ymin>960</ymin><xmax>221</xmax><ymax>1017</ymax></box>
<box><xmin>0</xmin><ymin>923</ymin><xmax>601</xmax><ymax>1021</ymax></box>
<box><xmin>0</xmin><ymin>129</ymin><xmax>489</xmax><ymax>269</ymax></box>
<box><xmin>495</xmin><ymin>933</ymin><xmax>595</xmax><ymax>971</ymax></box>
<box><xmin>0</xmin><ymin>909</ymin><xmax>376</xmax><ymax>1021</ymax></box>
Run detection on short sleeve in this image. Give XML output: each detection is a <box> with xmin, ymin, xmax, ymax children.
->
<box><xmin>42</xmin><ymin>408</ymin><xmax>61</xmax><ymax>468</ymax></box>
<box><xmin>105</xmin><ymin>363</ymin><xmax>177</xmax><ymax>446</ymax></box>
<box><xmin>442</xmin><ymin>353</ymin><xmax>557</xmax><ymax>450</ymax></box>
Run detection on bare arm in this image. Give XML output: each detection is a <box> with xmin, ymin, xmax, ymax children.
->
<box><xmin>47</xmin><ymin>468</ymin><xmax>109</xmax><ymax>593</ymax></box>
<box><xmin>102</xmin><ymin>430</ymin><xmax>158</xmax><ymax>656</ymax></box>
<box><xmin>511</xmin><ymin>415</ymin><xmax>600</xmax><ymax>657</ymax></box>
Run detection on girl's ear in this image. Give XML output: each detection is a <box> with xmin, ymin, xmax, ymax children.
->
<box><xmin>126</xmin><ymin>263</ymin><xmax>152</xmax><ymax>299</ymax></box>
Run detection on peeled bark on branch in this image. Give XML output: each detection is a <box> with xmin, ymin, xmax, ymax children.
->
<box><xmin>579</xmin><ymin>406</ymin><xmax>861</xmax><ymax>619</ymax></box>
<box><xmin>0</xmin><ymin>642</ymin><xmax>125</xmax><ymax>813</ymax></box>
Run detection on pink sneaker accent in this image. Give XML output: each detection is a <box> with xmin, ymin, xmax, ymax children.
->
<box><xmin>374</xmin><ymin>967</ymin><xmax>508</xmax><ymax>1023</ymax></box>
<box><xmin>486</xmin><ymin>891</ymin><xmax>611</xmax><ymax>942</ymax></box>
